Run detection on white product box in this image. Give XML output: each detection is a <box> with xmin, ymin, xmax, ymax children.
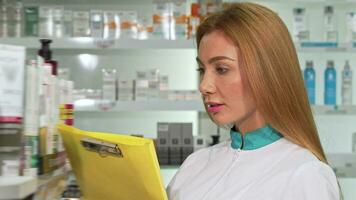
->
<box><xmin>39</xmin><ymin>6</ymin><xmax>54</xmax><ymax>37</ymax></box>
<box><xmin>0</xmin><ymin>44</ymin><xmax>25</xmax><ymax>124</ymax></box>
<box><xmin>102</xmin><ymin>69</ymin><xmax>117</xmax><ymax>101</ymax></box>
<box><xmin>73</xmin><ymin>11</ymin><xmax>90</xmax><ymax>37</ymax></box>
<box><xmin>90</xmin><ymin>10</ymin><xmax>103</xmax><ymax>38</ymax></box>
<box><xmin>103</xmin><ymin>11</ymin><xmax>119</xmax><ymax>39</ymax></box>
<box><xmin>119</xmin><ymin>11</ymin><xmax>138</xmax><ymax>39</ymax></box>
<box><xmin>118</xmin><ymin>80</ymin><xmax>134</xmax><ymax>101</ymax></box>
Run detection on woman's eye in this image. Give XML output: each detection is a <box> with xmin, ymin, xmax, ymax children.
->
<box><xmin>216</xmin><ymin>66</ymin><xmax>228</xmax><ymax>74</ymax></box>
<box><xmin>196</xmin><ymin>67</ymin><xmax>205</xmax><ymax>75</ymax></box>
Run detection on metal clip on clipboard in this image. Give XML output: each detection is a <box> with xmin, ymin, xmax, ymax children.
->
<box><xmin>81</xmin><ymin>137</ymin><xmax>123</xmax><ymax>158</ymax></box>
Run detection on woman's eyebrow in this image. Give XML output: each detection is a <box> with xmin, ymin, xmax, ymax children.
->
<box><xmin>196</xmin><ymin>56</ymin><xmax>236</xmax><ymax>66</ymax></box>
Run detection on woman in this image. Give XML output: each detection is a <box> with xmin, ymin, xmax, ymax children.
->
<box><xmin>167</xmin><ymin>3</ymin><xmax>340</xmax><ymax>200</ymax></box>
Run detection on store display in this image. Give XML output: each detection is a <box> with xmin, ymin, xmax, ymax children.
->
<box><xmin>304</xmin><ymin>60</ymin><xmax>316</xmax><ymax>105</ymax></box>
<box><xmin>0</xmin><ymin>1</ymin><xmax>356</xmax><ymax>199</ymax></box>
<box><xmin>324</xmin><ymin>60</ymin><xmax>337</xmax><ymax>105</ymax></box>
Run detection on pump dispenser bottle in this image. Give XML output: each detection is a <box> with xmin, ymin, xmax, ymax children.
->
<box><xmin>342</xmin><ymin>60</ymin><xmax>353</xmax><ymax>105</ymax></box>
<box><xmin>38</xmin><ymin>39</ymin><xmax>58</xmax><ymax>76</ymax></box>
<box><xmin>304</xmin><ymin>60</ymin><xmax>316</xmax><ymax>105</ymax></box>
<box><xmin>324</xmin><ymin>60</ymin><xmax>337</xmax><ymax>105</ymax></box>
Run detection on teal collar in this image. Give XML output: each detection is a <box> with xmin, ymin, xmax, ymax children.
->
<box><xmin>230</xmin><ymin>124</ymin><xmax>283</xmax><ymax>150</ymax></box>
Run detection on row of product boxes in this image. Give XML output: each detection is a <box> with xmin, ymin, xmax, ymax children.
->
<box><xmin>155</xmin><ymin>122</ymin><xmax>208</xmax><ymax>165</ymax></box>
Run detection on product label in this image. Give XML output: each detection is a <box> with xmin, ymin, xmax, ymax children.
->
<box><xmin>0</xmin><ymin>44</ymin><xmax>25</xmax><ymax>123</ymax></box>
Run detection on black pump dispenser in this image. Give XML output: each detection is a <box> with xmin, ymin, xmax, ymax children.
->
<box><xmin>38</xmin><ymin>39</ymin><xmax>58</xmax><ymax>75</ymax></box>
<box><xmin>38</xmin><ymin>39</ymin><xmax>52</xmax><ymax>61</ymax></box>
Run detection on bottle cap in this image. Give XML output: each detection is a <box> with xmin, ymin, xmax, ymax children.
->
<box><xmin>38</xmin><ymin>39</ymin><xmax>52</xmax><ymax>61</ymax></box>
<box><xmin>191</xmin><ymin>3</ymin><xmax>200</xmax><ymax>17</ymax></box>
<box><xmin>327</xmin><ymin>60</ymin><xmax>334</xmax><ymax>67</ymax></box>
<box><xmin>324</xmin><ymin>6</ymin><xmax>333</xmax><ymax>14</ymax></box>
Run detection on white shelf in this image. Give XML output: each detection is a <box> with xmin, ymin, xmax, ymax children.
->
<box><xmin>0</xmin><ymin>38</ymin><xmax>196</xmax><ymax>50</ymax></box>
<box><xmin>74</xmin><ymin>99</ymin><xmax>205</xmax><ymax>112</ymax></box>
<box><xmin>295</xmin><ymin>42</ymin><xmax>356</xmax><ymax>53</ymax></box>
<box><xmin>74</xmin><ymin>99</ymin><xmax>356</xmax><ymax>115</ymax></box>
<box><xmin>0</xmin><ymin>176</ymin><xmax>37</xmax><ymax>200</ymax></box>
<box><xmin>311</xmin><ymin>105</ymin><xmax>356</xmax><ymax>115</ymax></box>
<box><xmin>1</xmin><ymin>38</ymin><xmax>356</xmax><ymax>52</ymax></box>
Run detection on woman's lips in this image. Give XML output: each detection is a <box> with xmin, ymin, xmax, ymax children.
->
<box><xmin>206</xmin><ymin>103</ymin><xmax>224</xmax><ymax>113</ymax></box>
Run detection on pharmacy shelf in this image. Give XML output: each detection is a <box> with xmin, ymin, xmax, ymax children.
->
<box><xmin>295</xmin><ymin>42</ymin><xmax>356</xmax><ymax>53</ymax></box>
<box><xmin>74</xmin><ymin>99</ymin><xmax>356</xmax><ymax>115</ymax></box>
<box><xmin>0</xmin><ymin>38</ymin><xmax>196</xmax><ymax>50</ymax></box>
<box><xmin>1</xmin><ymin>38</ymin><xmax>356</xmax><ymax>52</ymax></box>
<box><xmin>74</xmin><ymin>99</ymin><xmax>205</xmax><ymax>112</ymax></box>
<box><xmin>0</xmin><ymin>176</ymin><xmax>37</xmax><ymax>200</ymax></box>
<box><xmin>311</xmin><ymin>105</ymin><xmax>356</xmax><ymax>115</ymax></box>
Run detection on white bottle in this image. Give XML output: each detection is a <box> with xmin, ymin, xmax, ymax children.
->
<box><xmin>324</xmin><ymin>6</ymin><xmax>337</xmax><ymax>42</ymax></box>
<box><xmin>341</xmin><ymin>60</ymin><xmax>353</xmax><ymax>105</ymax></box>
<box><xmin>293</xmin><ymin>8</ymin><xmax>309</xmax><ymax>42</ymax></box>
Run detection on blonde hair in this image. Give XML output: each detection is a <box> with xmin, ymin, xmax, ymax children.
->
<box><xmin>197</xmin><ymin>3</ymin><xmax>327</xmax><ymax>163</ymax></box>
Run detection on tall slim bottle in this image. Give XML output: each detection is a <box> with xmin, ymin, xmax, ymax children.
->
<box><xmin>304</xmin><ymin>60</ymin><xmax>315</xmax><ymax>105</ymax></box>
<box><xmin>342</xmin><ymin>60</ymin><xmax>353</xmax><ymax>105</ymax></box>
<box><xmin>324</xmin><ymin>60</ymin><xmax>337</xmax><ymax>105</ymax></box>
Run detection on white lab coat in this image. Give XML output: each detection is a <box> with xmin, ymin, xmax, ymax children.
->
<box><xmin>167</xmin><ymin>138</ymin><xmax>339</xmax><ymax>200</ymax></box>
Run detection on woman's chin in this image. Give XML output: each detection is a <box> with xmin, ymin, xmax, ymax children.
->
<box><xmin>209</xmin><ymin>115</ymin><xmax>235</xmax><ymax>129</ymax></box>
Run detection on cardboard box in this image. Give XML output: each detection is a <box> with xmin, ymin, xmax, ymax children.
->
<box><xmin>157</xmin><ymin>123</ymin><xmax>170</xmax><ymax>165</ymax></box>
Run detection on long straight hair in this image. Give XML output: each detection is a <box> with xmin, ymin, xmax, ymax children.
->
<box><xmin>196</xmin><ymin>3</ymin><xmax>327</xmax><ymax>163</ymax></box>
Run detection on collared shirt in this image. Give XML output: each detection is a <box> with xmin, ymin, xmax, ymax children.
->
<box><xmin>167</xmin><ymin>125</ymin><xmax>339</xmax><ymax>200</ymax></box>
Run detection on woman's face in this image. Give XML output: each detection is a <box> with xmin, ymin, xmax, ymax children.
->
<box><xmin>197</xmin><ymin>30</ymin><xmax>259</xmax><ymax>129</ymax></box>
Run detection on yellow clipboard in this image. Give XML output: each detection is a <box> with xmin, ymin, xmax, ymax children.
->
<box><xmin>57</xmin><ymin>124</ymin><xmax>168</xmax><ymax>200</ymax></box>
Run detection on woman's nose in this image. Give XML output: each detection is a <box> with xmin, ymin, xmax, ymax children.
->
<box><xmin>199</xmin><ymin>73</ymin><xmax>215</xmax><ymax>96</ymax></box>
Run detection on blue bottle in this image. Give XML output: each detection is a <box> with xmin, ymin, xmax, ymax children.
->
<box><xmin>304</xmin><ymin>61</ymin><xmax>316</xmax><ymax>104</ymax></box>
<box><xmin>324</xmin><ymin>60</ymin><xmax>337</xmax><ymax>105</ymax></box>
